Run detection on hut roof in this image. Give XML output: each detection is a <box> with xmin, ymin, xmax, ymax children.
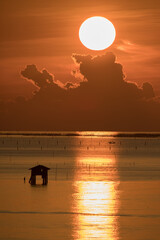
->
<box><xmin>29</xmin><ymin>164</ymin><xmax>50</xmax><ymax>170</ymax></box>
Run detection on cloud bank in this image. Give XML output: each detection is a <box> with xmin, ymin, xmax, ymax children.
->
<box><xmin>0</xmin><ymin>52</ymin><xmax>160</xmax><ymax>131</ymax></box>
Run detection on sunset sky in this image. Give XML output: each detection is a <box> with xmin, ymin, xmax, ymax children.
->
<box><xmin>0</xmin><ymin>0</ymin><xmax>160</xmax><ymax>131</ymax></box>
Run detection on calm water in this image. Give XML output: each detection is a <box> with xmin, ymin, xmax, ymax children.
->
<box><xmin>0</xmin><ymin>132</ymin><xmax>160</xmax><ymax>240</ymax></box>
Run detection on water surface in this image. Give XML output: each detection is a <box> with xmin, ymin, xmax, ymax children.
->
<box><xmin>0</xmin><ymin>132</ymin><xmax>160</xmax><ymax>240</ymax></box>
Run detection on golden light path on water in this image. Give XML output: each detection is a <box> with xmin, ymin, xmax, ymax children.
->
<box><xmin>71</xmin><ymin>156</ymin><xmax>120</xmax><ymax>240</ymax></box>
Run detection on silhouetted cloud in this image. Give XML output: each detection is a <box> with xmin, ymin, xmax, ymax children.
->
<box><xmin>72</xmin><ymin>52</ymin><xmax>149</xmax><ymax>101</ymax></box>
<box><xmin>21</xmin><ymin>64</ymin><xmax>55</xmax><ymax>88</ymax></box>
<box><xmin>1</xmin><ymin>52</ymin><xmax>160</xmax><ymax>131</ymax></box>
<box><xmin>21</xmin><ymin>64</ymin><xmax>68</xmax><ymax>104</ymax></box>
<box><xmin>142</xmin><ymin>82</ymin><xmax>155</xmax><ymax>99</ymax></box>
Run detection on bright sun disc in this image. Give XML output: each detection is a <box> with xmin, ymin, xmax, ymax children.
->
<box><xmin>79</xmin><ymin>16</ymin><xmax>116</xmax><ymax>51</ymax></box>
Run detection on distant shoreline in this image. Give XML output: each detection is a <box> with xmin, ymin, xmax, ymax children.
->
<box><xmin>1</xmin><ymin>131</ymin><xmax>160</xmax><ymax>138</ymax></box>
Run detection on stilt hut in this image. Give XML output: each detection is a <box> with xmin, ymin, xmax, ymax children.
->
<box><xmin>29</xmin><ymin>165</ymin><xmax>50</xmax><ymax>185</ymax></box>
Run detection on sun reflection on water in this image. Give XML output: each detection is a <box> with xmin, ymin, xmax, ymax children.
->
<box><xmin>72</xmin><ymin>157</ymin><xmax>120</xmax><ymax>240</ymax></box>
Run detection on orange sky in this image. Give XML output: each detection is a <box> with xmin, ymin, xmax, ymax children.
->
<box><xmin>0</xmin><ymin>0</ymin><xmax>160</xmax><ymax>100</ymax></box>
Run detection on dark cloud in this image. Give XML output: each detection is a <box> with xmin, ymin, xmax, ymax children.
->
<box><xmin>142</xmin><ymin>82</ymin><xmax>155</xmax><ymax>99</ymax></box>
<box><xmin>21</xmin><ymin>64</ymin><xmax>67</xmax><ymax>103</ymax></box>
<box><xmin>21</xmin><ymin>64</ymin><xmax>55</xmax><ymax>88</ymax></box>
<box><xmin>72</xmin><ymin>52</ymin><xmax>143</xmax><ymax>100</ymax></box>
<box><xmin>1</xmin><ymin>52</ymin><xmax>160</xmax><ymax>131</ymax></box>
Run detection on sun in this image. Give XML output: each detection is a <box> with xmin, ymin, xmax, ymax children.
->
<box><xmin>79</xmin><ymin>16</ymin><xmax>116</xmax><ymax>51</ymax></box>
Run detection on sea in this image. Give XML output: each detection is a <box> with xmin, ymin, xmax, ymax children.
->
<box><xmin>0</xmin><ymin>131</ymin><xmax>160</xmax><ymax>240</ymax></box>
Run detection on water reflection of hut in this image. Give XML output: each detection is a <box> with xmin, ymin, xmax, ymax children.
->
<box><xmin>29</xmin><ymin>165</ymin><xmax>50</xmax><ymax>185</ymax></box>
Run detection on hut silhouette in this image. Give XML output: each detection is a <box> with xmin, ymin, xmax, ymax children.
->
<box><xmin>29</xmin><ymin>165</ymin><xmax>50</xmax><ymax>185</ymax></box>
